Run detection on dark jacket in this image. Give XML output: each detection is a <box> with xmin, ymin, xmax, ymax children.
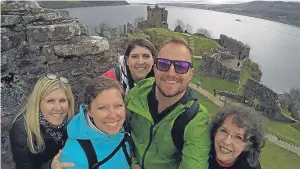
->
<box><xmin>9</xmin><ymin>117</ymin><xmax>67</xmax><ymax>169</ymax></box>
<box><xmin>102</xmin><ymin>55</ymin><xmax>154</xmax><ymax>95</ymax></box>
<box><xmin>209</xmin><ymin>149</ymin><xmax>261</xmax><ymax>169</ymax></box>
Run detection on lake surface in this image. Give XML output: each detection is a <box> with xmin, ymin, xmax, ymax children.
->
<box><xmin>64</xmin><ymin>5</ymin><xmax>300</xmax><ymax>93</ymax></box>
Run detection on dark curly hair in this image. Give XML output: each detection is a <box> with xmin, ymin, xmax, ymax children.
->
<box><xmin>210</xmin><ymin>107</ymin><xmax>265</xmax><ymax>167</ymax></box>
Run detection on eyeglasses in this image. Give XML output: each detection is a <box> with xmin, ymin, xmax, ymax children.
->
<box><xmin>217</xmin><ymin>127</ymin><xmax>248</xmax><ymax>144</ymax></box>
<box><xmin>155</xmin><ymin>58</ymin><xmax>192</xmax><ymax>74</ymax></box>
<box><xmin>46</xmin><ymin>73</ymin><xmax>69</xmax><ymax>84</ymax></box>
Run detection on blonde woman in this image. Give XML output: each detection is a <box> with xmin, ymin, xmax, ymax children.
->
<box><xmin>9</xmin><ymin>75</ymin><xmax>75</xmax><ymax>169</ymax></box>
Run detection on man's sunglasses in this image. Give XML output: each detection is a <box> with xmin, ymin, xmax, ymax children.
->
<box><xmin>46</xmin><ymin>73</ymin><xmax>69</xmax><ymax>84</ymax></box>
<box><xmin>155</xmin><ymin>58</ymin><xmax>192</xmax><ymax>74</ymax></box>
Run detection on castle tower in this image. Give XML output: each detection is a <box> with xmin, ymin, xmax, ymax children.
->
<box><xmin>147</xmin><ymin>5</ymin><xmax>168</xmax><ymax>29</ymax></box>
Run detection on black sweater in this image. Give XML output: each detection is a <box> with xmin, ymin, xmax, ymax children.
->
<box><xmin>9</xmin><ymin>117</ymin><xmax>67</xmax><ymax>169</ymax></box>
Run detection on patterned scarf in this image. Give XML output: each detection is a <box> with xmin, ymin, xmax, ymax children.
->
<box><xmin>39</xmin><ymin>112</ymin><xmax>67</xmax><ymax>145</ymax></box>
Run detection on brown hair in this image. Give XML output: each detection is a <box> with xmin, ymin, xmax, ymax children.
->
<box><xmin>124</xmin><ymin>38</ymin><xmax>156</xmax><ymax>59</ymax></box>
<box><xmin>158</xmin><ymin>37</ymin><xmax>193</xmax><ymax>56</ymax></box>
<box><xmin>83</xmin><ymin>77</ymin><xmax>124</xmax><ymax>109</ymax></box>
<box><xmin>210</xmin><ymin>106</ymin><xmax>265</xmax><ymax>167</ymax></box>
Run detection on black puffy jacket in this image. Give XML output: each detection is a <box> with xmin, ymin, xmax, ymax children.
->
<box><xmin>9</xmin><ymin>117</ymin><xmax>67</xmax><ymax>169</ymax></box>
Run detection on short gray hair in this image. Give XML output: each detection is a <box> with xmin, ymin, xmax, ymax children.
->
<box><xmin>210</xmin><ymin>107</ymin><xmax>265</xmax><ymax>167</ymax></box>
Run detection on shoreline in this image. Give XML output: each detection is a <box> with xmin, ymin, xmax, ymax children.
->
<box><xmin>131</xmin><ymin>2</ymin><xmax>300</xmax><ymax>28</ymax></box>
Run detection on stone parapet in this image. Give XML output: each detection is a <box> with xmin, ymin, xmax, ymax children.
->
<box><xmin>1</xmin><ymin>1</ymin><xmax>117</xmax><ymax>168</ymax></box>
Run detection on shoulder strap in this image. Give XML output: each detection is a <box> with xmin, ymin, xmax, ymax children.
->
<box><xmin>115</xmin><ymin>66</ymin><xmax>128</xmax><ymax>91</ymax></box>
<box><xmin>76</xmin><ymin>140</ymin><xmax>97</xmax><ymax>169</ymax></box>
<box><xmin>92</xmin><ymin>133</ymin><xmax>129</xmax><ymax>169</ymax></box>
<box><xmin>171</xmin><ymin>100</ymin><xmax>200</xmax><ymax>153</ymax></box>
<box><xmin>115</xmin><ymin>66</ymin><xmax>121</xmax><ymax>81</ymax></box>
<box><xmin>77</xmin><ymin>134</ymin><xmax>130</xmax><ymax>169</ymax></box>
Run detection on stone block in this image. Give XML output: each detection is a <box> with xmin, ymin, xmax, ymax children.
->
<box><xmin>1</xmin><ymin>1</ymin><xmax>40</xmax><ymax>12</ymax></box>
<box><xmin>54</xmin><ymin>36</ymin><xmax>109</xmax><ymax>57</ymax></box>
<box><xmin>26</xmin><ymin>23</ymin><xmax>81</xmax><ymax>44</ymax></box>
<box><xmin>1</xmin><ymin>15</ymin><xmax>21</xmax><ymax>26</ymax></box>
<box><xmin>1</xmin><ymin>28</ymin><xmax>25</xmax><ymax>52</ymax></box>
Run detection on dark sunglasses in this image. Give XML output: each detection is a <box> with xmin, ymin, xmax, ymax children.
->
<box><xmin>46</xmin><ymin>73</ymin><xmax>69</xmax><ymax>84</ymax></box>
<box><xmin>155</xmin><ymin>58</ymin><xmax>192</xmax><ymax>74</ymax></box>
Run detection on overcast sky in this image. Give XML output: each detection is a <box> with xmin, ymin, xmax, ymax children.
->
<box><xmin>127</xmin><ymin>0</ymin><xmax>300</xmax><ymax>4</ymax></box>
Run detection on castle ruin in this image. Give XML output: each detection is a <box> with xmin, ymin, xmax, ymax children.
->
<box><xmin>138</xmin><ymin>5</ymin><xmax>168</xmax><ymax>29</ymax></box>
<box><xmin>220</xmin><ymin>34</ymin><xmax>250</xmax><ymax>60</ymax></box>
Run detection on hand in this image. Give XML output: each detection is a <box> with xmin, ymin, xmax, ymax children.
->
<box><xmin>51</xmin><ymin>150</ymin><xmax>75</xmax><ymax>169</ymax></box>
<box><xmin>131</xmin><ymin>164</ymin><xmax>142</xmax><ymax>169</ymax></box>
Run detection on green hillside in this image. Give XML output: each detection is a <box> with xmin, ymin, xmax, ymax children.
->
<box><xmin>129</xmin><ymin>28</ymin><xmax>221</xmax><ymax>56</ymax></box>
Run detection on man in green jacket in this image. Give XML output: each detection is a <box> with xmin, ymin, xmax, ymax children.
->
<box><xmin>126</xmin><ymin>37</ymin><xmax>210</xmax><ymax>169</ymax></box>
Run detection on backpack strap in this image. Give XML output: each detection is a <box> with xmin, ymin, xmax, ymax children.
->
<box><xmin>92</xmin><ymin>133</ymin><xmax>129</xmax><ymax>169</ymax></box>
<box><xmin>121</xmin><ymin>136</ymin><xmax>131</xmax><ymax>166</ymax></box>
<box><xmin>115</xmin><ymin>66</ymin><xmax>128</xmax><ymax>91</ymax></box>
<box><xmin>171</xmin><ymin>100</ymin><xmax>200</xmax><ymax>153</ymax></box>
<box><xmin>77</xmin><ymin>133</ymin><xmax>130</xmax><ymax>169</ymax></box>
<box><xmin>114</xmin><ymin>66</ymin><xmax>121</xmax><ymax>81</ymax></box>
<box><xmin>76</xmin><ymin>140</ymin><xmax>97</xmax><ymax>169</ymax></box>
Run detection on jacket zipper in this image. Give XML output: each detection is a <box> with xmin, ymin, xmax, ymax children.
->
<box><xmin>141</xmin><ymin>125</ymin><xmax>153</xmax><ymax>169</ymax></box>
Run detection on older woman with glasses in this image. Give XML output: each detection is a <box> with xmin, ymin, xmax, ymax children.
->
<box><xmin>209</xmin><ymin>107</ymin><xmax>265</xmax><ymax>169</ymax></box>
<box><xmin>10</xmin><ymin>75</ymin><xmax>75</xmax><ymax>169</ymax></box>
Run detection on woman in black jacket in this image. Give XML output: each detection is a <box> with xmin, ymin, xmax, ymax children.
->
<box><xmin>209</xmin><ymin>107</ymin><xmax>264</xmax><ymax>169</ymax></box>
<box><xmin>9</xmin><ymin>75</ymin><xmax>75</xmax><ymax>169</ymax></box>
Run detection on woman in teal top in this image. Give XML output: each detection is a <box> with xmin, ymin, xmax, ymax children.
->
<box><xmin>60</xmin><ymin>77</ymin><xmax>131</xmax><ymax>169</ymax></box>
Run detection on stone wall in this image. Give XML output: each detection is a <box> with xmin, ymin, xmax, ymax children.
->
<box><xmin>147</xmin><ymin>5</ymin><xmax>168</xmax><ymax>29</ymax></box>
<box><xmin>244</xmin><ymin>77</ymin><xmax>292</xmax><ymax>122</ymax></box>
<box><xmin>219</xmin><ymin>34</ymin><xmax>250</xmax><ymax>60</ymax></box>
<box><xmin>200</xmin><ymin>53</ymin><xmax>241</xmax><ymax>83</ymax></box>
<box><xmin>1</xmin><ymin>1</ymin><xmax>118</xmax><ymax>168</ymax></box>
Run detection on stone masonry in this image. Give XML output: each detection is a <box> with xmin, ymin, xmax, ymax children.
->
<box><xmin>244</xmin><ymin>77</ymin><xmax>292</xmax><ymax>122</ymax></box>
<box><xmin>1</xmin><ymin>1</ymin><xmax>118</xmax><ymax>168</ymax></box>
<box><xmin>200</xmin><ymin>53</ymin><xmax>241</xmax><ymax>83</ymax></box>
<box><xmin>219</xmin><ymin>34</ymin><xmax>250</xmax><ymax>60</ymax></box>
<box><xmin>147</xmin><ymin>5</ymin><xmax>168</xmax><ymax>29</ymax></box>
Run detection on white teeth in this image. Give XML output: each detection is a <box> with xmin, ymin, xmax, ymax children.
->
<box><xmin>220</xmin><ymin>146</ymin><xmax>232</xmax><ymax>154</ymax></box>
<box><xmin>165</xmin><ymin>80</ymin><xmax>177</xmax><ymax>84</ymax></box>
<box><xmin>105</xmin><ymin>122</ymin><xmax>118</xmax><ymax>127</ymax></box>
<box><xmin>136</xmin><ymin>68</ymin><xmax>145</xmax><ymax>70</ymax></box>
<box><xmin>52</xmin><ymin>114</ymin><xmax>62</xmax><ymax>117</ymax></box>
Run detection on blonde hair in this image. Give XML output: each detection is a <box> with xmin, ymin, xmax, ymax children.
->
<box><xmin>13</xmin><ymin>76</ymin><xmax>75</xmax><ymax>154</ymax></box>
<box><xmin>159</xmin><ymin>37</ymin><xmax>193</xmax><ymax>56</ymax></box>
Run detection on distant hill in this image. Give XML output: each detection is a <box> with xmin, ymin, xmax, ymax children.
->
<box><xmin>160</xmin><ymin>1</ymin><xmax>300</xmax><ymax>27</ymax></box>
<box><xmin>38</xmin><ymin>1</ymin><xmax>129</xmax><ymax>9</ymax></box>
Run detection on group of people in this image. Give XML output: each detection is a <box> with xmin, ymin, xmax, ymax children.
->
<box><xmin>9</xmin><ymin>37</ymin><xmax>265</xmax><ymax>169</ymax></box>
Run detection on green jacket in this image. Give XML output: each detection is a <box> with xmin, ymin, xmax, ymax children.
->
<box><xmin>126</xmin><ymin>78</ymin><xmax>210</xmax><ymax>169</ymax></box>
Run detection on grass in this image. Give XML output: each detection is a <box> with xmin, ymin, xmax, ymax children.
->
<box><xmin>192</xmin><ymin>58</ymin><xmax>239</xmax><ymax>94</ymax></box>
<box><xmin>281</xmin><ymin>108</ymin><xmax>296</xmax><ymax>120</ymax></box>
<box><xmin>260</xmin><ymin>140</ymin><xmax>300</xmax><ymax>169</ymax></box>
<box><xmin>191</xmin><ymin>89</ymin><xmax>221</xmax><ymax>120</ymax></box>
<box><xmin>192</xmin><ymin>89</ymin><xmax>300</xmax><ymax>169</ymax></box>
<box><xmin>264</xmin><ymin>120</ymin><xmax>300</xmax><ymax>146</ymax></box>
<box><xmin>130</xmin><ymin>28</ymin><xmax>221</xmax><ymax>56</ymax></box>
<box><xmin>291</xmin><ymin>122</ymin><xmax>300</xmax><ymax>132</ymax></box>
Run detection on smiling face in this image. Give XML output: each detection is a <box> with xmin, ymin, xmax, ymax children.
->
<box><xmin>214</xmin><ymin>114</ymin><xmax>247</xmax><ymax>164</ymax></box>
<box><xmin>40</xmin><ymin>87</ymin><xmax>69</xmax><ymax>126</ymax></box>
<box><xmin>88</xmin><ymin>88</ymin><xmax>126</xmax><ymax>135</ymax></box>
<box><xmin>154</xmin><ymin>43</ymin><xmax>194</xmax><ymax>97</ymax></box>
<box><xmin>127</xmin><ymin>45</ymin><xmax>154</xmax><ymax>82</ymax></box>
